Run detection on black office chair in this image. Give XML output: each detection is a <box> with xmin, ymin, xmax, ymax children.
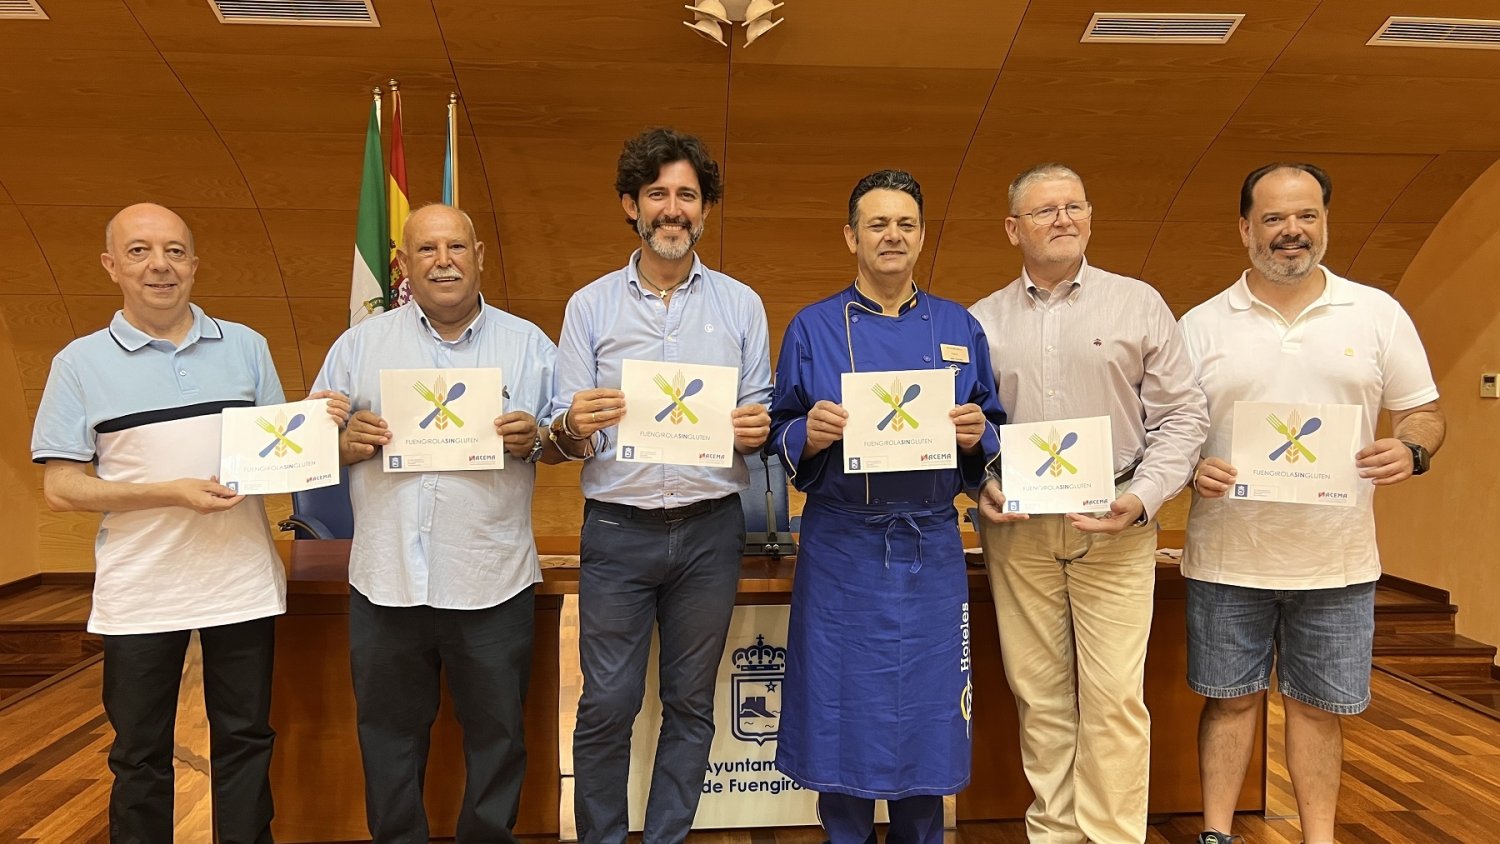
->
<box><xmin>278</xmin><ymin>465</ymin><xmax>354</xmax><ymax>540</ymax></box>
<box><xmin>740</xmin><ymin>449</ymin><xmax>797</xmax><ymax>558</ymax></box>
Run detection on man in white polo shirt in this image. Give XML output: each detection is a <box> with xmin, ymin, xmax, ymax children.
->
<box><xmin>31</xmin><ymin>202</ymin><xmax>349</xmax><ymax>844</ymax></box>
<box><xmin>1180</xmin><ymin>163</ymin><xmax>1445</xmax><ymax>844</ymax></box>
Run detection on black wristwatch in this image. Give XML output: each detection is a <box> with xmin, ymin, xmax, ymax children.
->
<box><xmin>1403</xmin><ymin>441</ymin><xmax>1431</xmax><ymax>476</ymax></box>
<box><xmin>525</xmin><ymin>430</ymin><xmax>546</xmax><ymax>464</ymax></box>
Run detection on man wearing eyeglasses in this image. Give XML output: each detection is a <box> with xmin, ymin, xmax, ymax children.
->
<box><xmin>968</xmin><ymin>163</ymin><xmax>1208</xmax><ymax>844</ymax></box>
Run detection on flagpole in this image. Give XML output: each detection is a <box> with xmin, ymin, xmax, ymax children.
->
<box><xmin>446</xmin><ymin>92</ymin><xmax>460</xmax><ymax>208</ymax></box>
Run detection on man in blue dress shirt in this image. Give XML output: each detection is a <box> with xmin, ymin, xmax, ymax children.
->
<box><xmin>314</xmin><ymin>204</ymin><xmax>560</xmax><ymax>844</ymax></box>
<box><xmin>769</xmin><ymin>170</ymin><xmax>1005</xmax><ymax>844</ymax></box>
<box><xmin>550</xmin><ymin>128</ymin><xmax>774</xmax><ymax>844</ymax></box>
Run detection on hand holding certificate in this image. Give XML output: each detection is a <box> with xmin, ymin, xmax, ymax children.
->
<box><xmin>840</xmin><ymin>369</ymin><xmax>957</xmax><ymax>473</ymax></box>
<box><xmin>220</xmin><ymin>399</ymin><xmax>340</xmax><ymax>494</ymax></box>
<box><xmin>616</xmin><ymin>359</ymin><xmax>738</xmax><ymax>467</ymax></box>
<box><xmin>379</xmin><ymin>368</ymin><xmax>505</xmax><ymax>472</ymax></box>
<box><xmin>1228</xmin><ymin>401</ymin><xmax>1362</xmax><ymax>506</ymax></box>
<box><xmin>997</xmin><ymin>416</ymin><xmax>1114</xmax><ymax>514</ymax></box>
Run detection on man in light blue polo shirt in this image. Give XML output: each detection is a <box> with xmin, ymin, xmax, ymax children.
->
<box><xmin>551</xmin><ymin>128</ymin><xmax>773</xmax><ymax>844</ymax></box>
<box><xmin>313</xmin><ymin>203</ymin><xmax>559</xmax><ymax>844</ymax></box>
<box><xmin>31</xmin><ymin>202</ymin><xmax>349</xmax><ymax>844</ymax></box>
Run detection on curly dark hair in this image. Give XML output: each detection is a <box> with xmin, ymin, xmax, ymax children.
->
<box><xmin>615</xmin><ymin>128</ymin><xmax>723</xmax><ymax>229</ymax></box>
<box><xmin>847</xmin><ymin>169</ymin><xmax>923</xmax><ymax>227</ymax></box>
<box><xmin>1240</xmin><ymin>162</ymin><xmax>1332</xmax><ymax>218</ymax></box>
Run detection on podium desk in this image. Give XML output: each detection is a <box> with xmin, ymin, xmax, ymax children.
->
<box><xmin>268</xmin><ymin>531</ymin><xmax>1262</xmax><ymax>842</ymax></box>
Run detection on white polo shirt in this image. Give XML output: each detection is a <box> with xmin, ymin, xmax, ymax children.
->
<box><xmin>31</xmin><ymin>306</ymin><xmax>288</xmax><ymax>634</ymax></box>
<box><xmin>1178</xmin><ymin>268</ymin><xmax>1438</xmax><ymax>589</ymax></box>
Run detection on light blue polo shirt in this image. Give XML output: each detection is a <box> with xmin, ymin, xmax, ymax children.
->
<box><xmin>31</xmin><ymin>305</ymin><xmax>287</xmax><ymax>634</ymax></box>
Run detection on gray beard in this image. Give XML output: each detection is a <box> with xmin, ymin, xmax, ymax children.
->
<box><xmin>638</xmin><ymin>218</ymin><xmax>703</xmax><ymax>261</ymax></box>
<box><xmin>1250</xmin><ymin>240</ymin><xmax>1326</xmax><ymax>285</ymax></box>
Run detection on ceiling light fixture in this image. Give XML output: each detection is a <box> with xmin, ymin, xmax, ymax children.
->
<box><xmin>683</xmin><ymin>0</ymin><xmax>786</xmax><ymax>48</ymax></box>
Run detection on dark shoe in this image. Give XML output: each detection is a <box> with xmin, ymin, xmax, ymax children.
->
<box><xmin>1198</xmin><ymin>833</ymin><xmax>1243</xmax><ymax>844</ymax></box>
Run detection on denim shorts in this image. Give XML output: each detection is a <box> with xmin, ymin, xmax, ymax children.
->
<box><xmin>1186</xmin><ymin>578</ymin><xmax>1376</xmax><ymax>715</ymax></box>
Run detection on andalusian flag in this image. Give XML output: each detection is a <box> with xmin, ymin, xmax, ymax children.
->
<box><xmin>442</xmin><ymin>92</ymin><xmax>459</xmax><ymax>206</ymax></box>
<box><xmin>387</xmin><ymin>81</ymin><xmax>411</xmax><ymax>309</ymax></box>
<box><xmin>349</xmin><ymin>88</ymin><xmax>387</xmax><ymax>326</ymax></box>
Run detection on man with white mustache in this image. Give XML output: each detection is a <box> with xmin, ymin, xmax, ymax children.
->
<box><xmin>1180</xmin><ymin>163</ymin><xmax>1445</xmax><ymax>844</ymax></box>
<box><xmin>313</xmin><ymin>203</ymin><xmax>562</xmax><ymax>843</ymax></box>
<box><xmin>551</xmin><ymin>128</ymin><xmax>773</xmax><ymax>844</ymax></box>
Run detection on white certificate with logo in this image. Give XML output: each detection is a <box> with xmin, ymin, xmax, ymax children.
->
<box><xmin>840</xmin><ymin>369</ymin><xmax>957</xmax><ymax>473</ymax></box>
<box><xmin>219</xmin><ymin>399</ymin><xmax>340</xmax><ymax>495</ymax></box>
<box><xmin>379</xmin><ymin>368</ymin><xmax>504</xmax><ymax>472</ymax></box>
<box><xmin>1228</xmin><ymin>401</ymin><xmax>1362</xmax><ymax>507</ymax></box>
<box><xmin>616</xmin><ymin>359</ymin><xmax>737</xmax><ymax>468</ymax></box>
<box><xmin>998</xmin><ymin>415</ymin><xmax>1114</xmax><ymax>514</ymax></box>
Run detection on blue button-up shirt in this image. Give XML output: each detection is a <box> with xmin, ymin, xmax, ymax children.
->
<box><xmin>550</xmin><ymin>250</ymin><xmax>773</xmax><ymax>508</ymax></box>
<box><xmin>312</xmin><ymin>299</ymin><xmax>556</xmax><ymax>610</ymax></box>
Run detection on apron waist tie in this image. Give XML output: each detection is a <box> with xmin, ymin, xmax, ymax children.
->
<box><xmin>863</xmin><ymin>510</ymin><xmax>933</xmax><ymax>573</ymax></box>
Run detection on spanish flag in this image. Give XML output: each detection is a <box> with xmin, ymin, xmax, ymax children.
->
<box><xmin>387</xmin><ymin>80</ymin><xmax>411</xmax><ymax>308</ymax></box>
<box><xmin>349</xmin><ymin>88</ymin><xmax>387</xmax><ymax>327</ymax></box>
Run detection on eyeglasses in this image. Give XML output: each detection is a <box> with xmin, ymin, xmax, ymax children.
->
<box><xmin>1013</xmin><ymin>201</ymin><xmax>1093</xmax><ymax>227</ymax></box>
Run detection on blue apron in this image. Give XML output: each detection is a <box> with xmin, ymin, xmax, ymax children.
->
<box><xmin>774</xmin><ymin>497</ymin><xmax>973</xmax><ymax>799</ymax></box>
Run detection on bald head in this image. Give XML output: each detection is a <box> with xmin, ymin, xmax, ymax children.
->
<box><xmin>402</xmin><ymin>204</ymin><xmax>478</xmax><ymax>253</ymax></box>
<box><xmin>105</xmin><ymin>203</ymin><xmax>195</xmax><ymax>254</ymax></box>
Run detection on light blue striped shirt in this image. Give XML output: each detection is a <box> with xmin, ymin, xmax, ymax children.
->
<box><xmin>311</xmin><ymin>298</ymin><xmax>556</xmax><ymax>610</ymax></box>
<box><xmin>550</xmin><ymin>251</ymin><xmax>773</xmax><ymax>508</ymax></box>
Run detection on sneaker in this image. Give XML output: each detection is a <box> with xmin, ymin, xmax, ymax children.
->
<box><xmin>1198</xmin><ymin>833</ymin><xmax>1243</xmax><ymax>844</ymax></box>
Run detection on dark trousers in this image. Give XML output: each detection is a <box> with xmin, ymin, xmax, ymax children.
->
<box><xmin>101</xmin><ymin>616</ymin><xmax>276</xmax><ymax>844</ymax></box>
<box><xmin>572</xmin><ymin>496</ymin><xmax>745</xmax><ymax>844</ymax></box>
<box><xmin>349</xmin><ymin>585</ymin><xmax>535</xmax><ymax>844</ymax></box>
<box><xmin>818</xmin><ymin>793</ymin><xmax>945</xmax><ymax>844</ymax></box>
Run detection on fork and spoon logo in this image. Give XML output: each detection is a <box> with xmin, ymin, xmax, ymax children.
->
<box><xmin>654</xmin><ymin>372</ymin><xmax>703</xmax><ymax>425</ymax></box>
<box><xmin>256</xmin><ymin>411</ymin><xmax>305</xmax><ymax>459</ymax></box>
<box><xmin>1030</xmin><ymin>428</ymin><xmax>1078</xmax><ymax>477</ymax></box>
<box><xmin>871</xmin><ymin>380</ymin><xmax>920</xmax><ymax>431</ymax></box>
<box><xmin>1265</xmin><ymin>410</ymin><xmax>1320</xmax><ymax>463</ymax></box>
<box><xmin>413</xmin><ymin>376</ymin><xmax>467</xmax><ymax>429</ymax></box>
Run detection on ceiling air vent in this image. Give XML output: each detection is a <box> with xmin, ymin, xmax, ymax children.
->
<box><xmin>209</xmin><ymin>0</ymin><xmax>379</xmax><ymax>27</ymax></box>
<box><xmin>0</xmin><ymin>0</ymin><xmax>48</xmax><ymax>20</ymax></box>
<box><xmin>1082</xmin><ymin>12</ymin><xmax>1244</xmax><ymax>44</ymax></box>
<box><xmin>1368</xmin><ymin>16</ymin><xmax>1500</xmax><ymax>50</ymax></box>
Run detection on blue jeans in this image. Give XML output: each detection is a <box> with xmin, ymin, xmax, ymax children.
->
<box><xmin>1186</xmin><ymin>579</ymin><xmax>1376</xmax><ymax>715</ymax></box>
<box><xmin>572</xmin><ymin>495</ymin><xmax>744</xmax><ymax>844</ymax></box>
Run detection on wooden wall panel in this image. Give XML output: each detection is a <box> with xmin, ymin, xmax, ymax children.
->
<box><xmin>123</xmin><ymin>0</ymin><xmax>450</xmax><ymax>58</ymax></box>
<box><xmin>436</xmin><ymin>0</ymin><xmax>728</xmax><ymax>65</ymax></box>
<box><xmin>287</xmin><ymin>299</ymin><xmax>349</xmax><ymax>390</ymax></box>
<box><xmin>1347</xmin><ymin>223</ymin><xmax>1438</xmax><ymax>292</ymax></box>
<box><xmin>1385</xmin><ymin>151</ymin><xmax>1500</xmax><ymax>224</ymax></box>
<box><xmin>0</xmin><ymin>0</ymin><xmax>154</xmax><ymax>51</ymax></box>
<box><xmin>731</xmin><ymin>0</ymin><xmax>1027</xmax><ymax>69</ymax></box>
<box><xmin>0</xmin><ymin>204</ymin><xmax>57</xmax><ymax>296</ymax></box>
<box><xmin>163</xmin><ymin>53</ymin><xmax>458</xmax><ymax>135</ymax></box>
<box><xmin>17</xmin><ymin>206</ymin><xmax>117</xmax><ymax>295</ymax></box>
<box><xmin>0</xmin><ymin>296</ymin><xmax>74</xmax><ymax>390</ymax></box>
<box><xmin>724</xmin><ymin>143</ymin><xmax>966</xmax><ymax>221</ymax></box>
<box><xmin>1167</xmin><ymin>150</ymin><xmax>1435</xmax><ymax>224</ymax></box>
<box><xmin>946</xmin><ymin>140</ymin><xmax>1206</xmax><ymax>222</ymax></box>
<box><xmin>219</xmin><ymin>132</ymin><xmax>365</xmax><ymax>211</ymax></box>
<box><xmin>457</xmin><ymin>60</ymin><xmax>728</xmax><ymax>141</ymax></box>
<box><xmin>262</xmin><ymin>210</ymin><xmax>361</xmax><ymax>299</ymax></box>
<box><xmin>0</xmin><ymin>50</ymin><xmax>203</xmax><ymax>131</ymax></box>
<box><xmin>476</xmin><ymin>137</ymin><xmax>626</xmax><ymax>218</ymax></box>
<box><xmin>0</xmin><ymin>128</ymin><xmax>254</xmax><ymax>208</ymax></box>
<box><xmin>728</xmin><ymin>65</ymin><xmax>994</xmax><ymax>147</ymax></box>
<box><xmin>59</xmin><ymin>296</ymin><xmax>119</xmax><ymax>340</ymax></box>
<box><xmin>1219</xmin><ymin>74</ymin><xmax>1500</xmax><ymax>154</ymax></box>
<box><xmin>1272</xmin><ymin>0</ymin><xmax>1500</xmax><ymax>79</ymax></box>
<box><xmin>719</xmin><ymin>216</ymin><xmax>938</xmax><ymax>304</ymax></box>
<box><xmin>192</xmin><ymin>297</ymin><xmax>305</xmax><ymax>392</ymax></box>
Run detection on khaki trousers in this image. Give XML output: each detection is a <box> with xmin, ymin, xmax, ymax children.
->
<box><xmin>979</xmin><ymin>514</ymin><xmax>1157</xmax><ymax>844</ymax></box>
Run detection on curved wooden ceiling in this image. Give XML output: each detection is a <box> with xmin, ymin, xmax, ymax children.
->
<box><xmin>3</xmin><ymin>0</ymin><xmax>1500</xmax><ymax>408</ymax></box>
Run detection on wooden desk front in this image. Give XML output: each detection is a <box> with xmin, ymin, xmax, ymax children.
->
<box><xmin>268</xmin><ymin>534</ymin><xmax>1262</xmax><ymax>842</ymax></box>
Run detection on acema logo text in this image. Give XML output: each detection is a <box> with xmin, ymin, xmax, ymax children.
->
<box><xmin>698</xmin><ymin>452</ymin><xmax>727</xmax><ymax>462</ymax></box>
<box><xmin>468</xmin><ymin>454</ymin><xmax>497</xmax><ymax>463</ymax></box>
<box><xmin>1317</xmin><ymin>490</ymin><xmax>1349</xmax><ymax>500</ymax></box>
<box><xmin>919</xmin><ymin>452</ymin><xmax>953</xmax><ymax>462</ymax></box>
<box><xmin>1081</xmin><ymin>497</ymin><xmax>1108</xmax><ymax>507</ymax></box>
<box><xmin>304</xmin><ymin>472</ymin><xmax>333</xmax><ymax>484</ymax></box>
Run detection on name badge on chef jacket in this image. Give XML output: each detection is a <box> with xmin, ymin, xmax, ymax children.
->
<box><xmin>940</xmin><ymin>343</ymin><xmax>970</xmax><ymax>364</ymax></box>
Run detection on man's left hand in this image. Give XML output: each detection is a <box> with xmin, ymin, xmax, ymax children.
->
<box><xmin>496</xmin><ymin>411</ymin><xmax>539</xmax><ymax>459</ymax></box>
<box><xmin>307</xmin><ymin>390</ymin><xmax>352</xmax><ymax>426</ymax></box>
<box><xmin>1356</xmin><ymin>437</ymin><xmax>1414</xmax><ymax>485</ymax></box>
<box><xmin>951</xmin><ymin>403</ymin><xmax>987</xmax><ymax>453</ymax></box>
<box><xmin>732</xmin><ymin>403</ymin><xmax>771</xmax><ymax>452</ymax></box>
<box><xmin>1067</xmin><ymin>493</ymin><xmax>1146</xmax><ymax>535</ymax></box>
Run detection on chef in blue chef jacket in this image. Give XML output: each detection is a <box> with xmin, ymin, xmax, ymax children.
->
<box><xmin>769</xmin><ymin>170</ymin><xmax>1006</xmax><ymax>844</ymax></box>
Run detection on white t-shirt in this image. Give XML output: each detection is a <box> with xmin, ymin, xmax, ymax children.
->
<box><xmin>1178</xmin><ymin>268</ymin><xmax>1438</xmax><ymax>589</ymax></box>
